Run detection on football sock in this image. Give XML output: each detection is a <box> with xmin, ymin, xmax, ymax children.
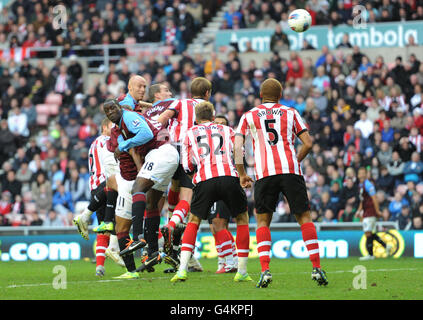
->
<box><xmin>180</xmin><ymin>222</ymin><xmax>199</xmax><ymax>271</ymax></box>
<box><xmin>256</xmin><ymin>226</ymin><xmax>271</xmax><ymax>272</ymax></box>
<box><xmin>117</xmin><ymin>231</ymin><xmax>136</xmax><ymax>272</ymax></box>
<box><xmin>366</xmin><ymin>234</ymin><xmax>374</xmax><ymax>256</ymax></box>
<box><xmin>226</xmin><ymin>229</ymin><xmax>238</xmax><ymax>266</ymax></box>
<box><xmin>81</xmin><ymin>207</ymin><xmax>93</xmax><ymax>222</ymax></box>
<box><xmin>132</xmin><ymin>192</ymin><xmax>146</xmax><ymax>241</ymax></box>
<box><xmin>213</xmin><ymin>233</ymin><xmax>225</xmax><ymax>268</ymax></box>
<box><xmin>236</xmin><ymin>224</ymin><xmax>250</xmax><ymax>275</ymax></box>
<box><xmin>144</xmin><ymin>209</ymin><xmax>161</xmax><ymax>255</ymax></box>
<box><xmin>96</xmin><ymin>234</ymin><xmax>110</xmax><ymax>267</ymax></box>
<box><xmin>167</xmin><ymin>189</ymin><xmax>179</xmax><ymax>215</ymax></box>
<box><xmin>216</xmin><ymin>229</ymin><xmax>234</xmax><ymax>266</ymax></box>
<box><xmin>108</xmin><ymin>234</ymin><xmax>119</xmax><ymax>252</ymax></box>
<box><xmin>167</xmin><ymin>200</ymin><xmax>190</xmax><ymax>230</ymax></box>
<box><xmin>301</xmin><ymin>222</ymin><xmax>321</xmax><ymax>268</ymax></box>
<box><xmin>373</xmin><ymin>233</ymin><xmax>386</xmax><ymax>248</ymax></box>
<box><xmin>104</xmin><ymin>188</ymin><xmax>118</xmax><ymax>223</ymax></box>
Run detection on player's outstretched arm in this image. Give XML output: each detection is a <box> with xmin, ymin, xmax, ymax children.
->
<box><xmin>156</xmin><ymin>109</ymin><xmax>175</xmax><ymax>127</ymax></box>
<box><xmin>296</xmin><ymin>130</ymin><xmax>313</xmax><ymax>163</ymax></box>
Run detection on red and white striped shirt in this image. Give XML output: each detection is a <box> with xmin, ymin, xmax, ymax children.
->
<box><xmin>182</xmin><ymin>122</ymin><xmax>238</xmax><ymax>184</ymax></box>
<box><xmin>236</xmin><ymin>103</ymin><xmax>308</xmax><ymax>180</ymax></box>
<box><xmin>88</xmin><ymin>135</ymin><xmax>109</xmax><ymax>191</ymax></box>
<box><xmin>409</xmin><ymin>134</ymin><xmax>423</xmax><ymax>153</ymax></box>
<box><xmin>167</xmin><ymin>98</ymin><xmax>204</xmax><ymax>145</ymax></box>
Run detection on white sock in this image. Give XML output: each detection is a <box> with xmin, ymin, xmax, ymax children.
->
<box><xmin>225</xmin><ymin>254</ymin><xmax>234</xmax><ymax>267</ymax></box>
<box><xmin>179</xmin><ymin>250</ymin><xmax>192</xmax><ymax>272</ymax></box>
<box><xmin>218</xmin><ymin>256</ymin><xmax>225</xmax><ymax>269</ymax></box>
<box><xmin>108</xmin><ymin>235</ymin><xmax>119</xmax><ymax>251</ymax></box>
<box><xmin>237</xmin><ymin>257</ymin><xmax>248</xmax><ymax>275</ymax></box>
<box><xmin>81</xmin><ymin>208</ymin><xmax>93</xmax><ymax>222</ymax></box>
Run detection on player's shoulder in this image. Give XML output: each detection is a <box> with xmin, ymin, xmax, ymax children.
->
<box><xmin>364</xmin><ymin>179</ymin><xmax>376</xmax><ymax>192</ymax></box>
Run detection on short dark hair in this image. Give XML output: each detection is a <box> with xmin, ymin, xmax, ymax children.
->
<box><xmin>215</xmin><ymin>114</ymin><xmax>229</xmax><ymax>125</ymax></box>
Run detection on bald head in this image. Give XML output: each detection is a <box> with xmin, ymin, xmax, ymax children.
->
<box><xmin>260</xmin><ymin>78</ymin><xmax>282</xmax><ymax>102</ymax></box>
<box><xmin>128</xmin><ymin>75</ymin><xmax>147</xmax><ymax>101</ymax></box>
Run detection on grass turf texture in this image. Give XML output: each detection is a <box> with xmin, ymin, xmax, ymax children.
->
<box><xmin>0</xmin><ymin>257</ymin><xmax>422</xmax><ymax>300</ymax></box>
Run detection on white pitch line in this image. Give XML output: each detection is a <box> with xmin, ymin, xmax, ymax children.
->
<box><xmin>1</xmin><ymin>267</ymin><xmax>419</xmax><ymax>289</ymax></box>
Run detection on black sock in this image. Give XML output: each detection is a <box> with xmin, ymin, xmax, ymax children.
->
<box><xmin>104</xmin><ymin>189</ymin><xmax>118</xmax><ymax>223</ymax></box>
<box><xmin>366</xmin><ymin>235</ymin><xmax>374</xmax><ymax>256</ymax></box>
<box><xmin>117</xmin><ymin>232</ymin><xmax>136</xmax><ymax>272</ymax></box>
<box><xmin>88</xmin><ymin>187</ymin><xmax>107</xmax><ymax>212</ymax></box>
<box><xmin>145</xmin><ymin>215</ymin><xmax>161</xmax><ymax>255</ymax></box>
<box><xmin>173</xmin><ymin>226</ymin><xmax>184</xmax><ymax>246</ymax></box>
<box><xmin>373</xmin><ymin>233</ymin><xmax>386</xmax><ymax>248</ymax></box>
<box><xmin>132</xmin><ymin>192</ymin><xmax>146</xmax><ymax>241</ymax></box>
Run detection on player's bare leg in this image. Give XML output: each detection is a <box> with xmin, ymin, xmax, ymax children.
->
<box><xmin>295</xmin><ymin>210</ymin><xmax>328</xmax><ymax>286</ymax></box>
<box><xmin>255</xmin><ymin>212</ymin><xmax>273</xmax><ymax>288</ymax></box>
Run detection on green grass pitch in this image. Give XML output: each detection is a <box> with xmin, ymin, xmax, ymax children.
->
<box><xmin>1</xmin><ymin>257</ymin><xmax>422</xmax><ymax>300</ymax></box>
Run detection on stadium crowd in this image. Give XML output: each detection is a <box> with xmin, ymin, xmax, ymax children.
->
<box><xmin>0</xmin><ymin>0</ymin><xmax>422</xmax><ymax>231</ymax></box>
<box><xmin>0</xmin><ymin>0</ymin><xmax>223</xmax><ymax>56</ymax></box>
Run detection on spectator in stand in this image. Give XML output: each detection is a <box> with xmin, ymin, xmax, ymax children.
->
<box><xmin>7</xmin><ymin>106</ymin><xmax>29</xmax><ymax>147</ymax></box>
<box><xmin>389</xmin><ymin>191</ymin><xmax>409</xmax><ymax>221</ymax></box>
<box><xmin>64</xmin><ymin>168</ymin><xmax>86</xmax><ymax>203</ymax></box>
<box><xmin>52</xmin><ymin>183</ymin><xmax>74</xmax><ymax>217</ymax></box>
<box><xmin>2</xmin><ymin>170</ymin><xmax>22</xmax><ymax>199</ymax></box>
<box><xmin>403</xmin><ymin>152</ymin><xmax>423</xmax><ymax>183</ymax></box>
<box><xmin>43</xmin><ymin>209</ymin><xmax>65</xmax><ymax>227</ymax></box>
<box><xmin>0</xmin><ymin>191</ymin><xmax>12</xmax><ymax>216</ymax></box>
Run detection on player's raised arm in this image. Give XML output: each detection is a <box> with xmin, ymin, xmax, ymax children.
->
<box><xmin>156</xmin><ymin>108</ymin><xmax>175</xmax><ymax>127</ymax></box>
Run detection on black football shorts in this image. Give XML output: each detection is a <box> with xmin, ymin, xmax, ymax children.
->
<box><xmin>191</xmin><ymin>176</ymin><xmax>248</xmax><ymax>220</ymax></box>
<box><xmin>254</xmin><ymin>174</ymin><xmax>310</xmax><ymax>215</ymax></box>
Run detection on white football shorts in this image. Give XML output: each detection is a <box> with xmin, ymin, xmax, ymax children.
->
<box><xmin>137</xmin><ymin>143</ymin><xmax>179</xmax><ymax>192</ymax></box>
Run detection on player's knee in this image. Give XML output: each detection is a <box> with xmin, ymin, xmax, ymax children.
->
<box><xmin>188</xmin><ymin>213</ymin><xmax>201</xmax><ymax>225</ymax></box>
<box><xmin>235</xmin><ymin>211</ymin><xmax>249</xmax><ymax>225</ymax></box>
<box><xmin>295</xmin><ymin>210</ymin><xmax>312</xmax><ymax>225</ymax></box>
<box><xmin>179</xmin><ymin>187</ymin><xmax>193</xmax><ymax>202</ymax></box>
<box><xmin>256</xmin><ymin>213</ymin><xmax>272</xmax><ymax>227</ymax></box>
<box><xmin>212</xmin><ymin>217</ymin><xmax>228</xmax><ymax>232</ymax></box>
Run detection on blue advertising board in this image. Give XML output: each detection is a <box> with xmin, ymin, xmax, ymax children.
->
<box><xmin>215</xmin><ymin>21</ymin><xmax>423</xmax><ymax>51</ymax></box>
<box><xmin>1</xmin><ymin>230</ymin><xmax>422</xmax><ymax>262</ymax></box>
